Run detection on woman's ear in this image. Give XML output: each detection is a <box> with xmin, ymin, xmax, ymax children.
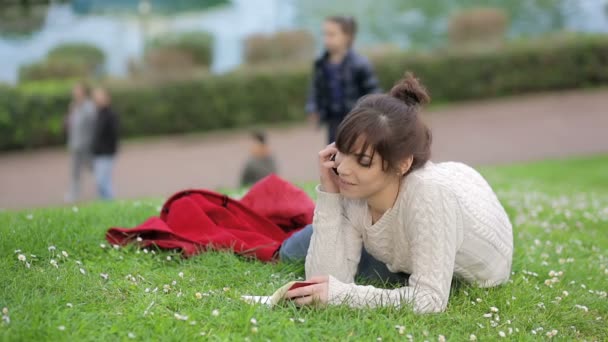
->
<box><xmin>400</xmin><ymin>156</ymin><xmax>414</xmax><ymax>176</ymax></box>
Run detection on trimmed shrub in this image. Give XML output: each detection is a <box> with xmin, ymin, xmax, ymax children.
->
<box><xmin>2</xmin><ymin>34</ymin><xmax>608</xmax><ymax>151</ymax></box>
<box><xmin>47</xmin><ymin>43</ymin><xmax>105</xmax><ymax>68</ymax></box>
<box><xmin>19</xmin><ymin>43</ymin><xmax>105</xmax><ymax>82</ymax></box>
<box><xmin>19</xmin><ymin>59</ymin><xmax>91</xmax><ymax>83</ymax></box>
<box><xmin>244</xmin><ymin>30</ymin><xmax>315</xmax><ymax>65</ymax></box>
<box><xmin>448</xmin><ymin>8</ymin><xmax>508</xmax><ymax>49</ymax></box>
<box><xmin>145</xmin><ymin>31</ymin><xmax>213</xmax><ymax>69</ymax></box>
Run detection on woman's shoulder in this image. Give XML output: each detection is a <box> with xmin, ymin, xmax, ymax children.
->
<box><xmin>406</xmin><ymin>161</ymin><xmax>486</xmax><ymax>195</ymax></box>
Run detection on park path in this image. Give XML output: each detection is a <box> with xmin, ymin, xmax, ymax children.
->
<box><xmin>1</xmin><ymin>89</ymin><xmax>607</xmax><ymax>210</ymax></box>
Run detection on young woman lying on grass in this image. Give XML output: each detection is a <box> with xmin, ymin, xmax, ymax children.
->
<box><xmin>280</xmin><ymin>72</ymin><xmax>513</xmax><ymax>313</ymax></box>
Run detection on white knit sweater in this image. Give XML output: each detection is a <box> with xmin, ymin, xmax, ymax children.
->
<box><xmin>305</xmin><ymin>161</ymin><xmax>513</xmax><ymax>314</ymax></box>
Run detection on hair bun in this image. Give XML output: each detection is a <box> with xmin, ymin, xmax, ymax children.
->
<box><xmin>389</xmin><ymin>72</ymin><xmax>431</xmax><ymax>106</ymax></box>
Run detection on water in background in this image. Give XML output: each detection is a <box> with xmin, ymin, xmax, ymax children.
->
<box><xmin>1</xmin><ymin>0</ymin><xmax>607</xmax><ymax>84</ymax></box>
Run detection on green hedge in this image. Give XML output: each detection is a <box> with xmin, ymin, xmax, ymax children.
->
<box><xmin>2</xmin><ymin>34</ymin><xmax>608</xmax><ymax>150</ymax></box>
<box><xmin>146</xmin><ymin>31</ymin><xmax>214</xmax><ymax>68</ymax></box>
<box><xmin>19</xmin><ymin>43</ymin><xmax>105</xmax><ymax>82</ymax></box>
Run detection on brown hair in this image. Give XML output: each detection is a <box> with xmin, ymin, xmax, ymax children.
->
<box><xmin>326</xmin><ymin>16</ymin><xmax>357</xmax><ymax>46</ymax></box>
<box><xmin>335</xmin><ymin>72</ymin><xmax>432</xmax><ymax>175</ymax></box>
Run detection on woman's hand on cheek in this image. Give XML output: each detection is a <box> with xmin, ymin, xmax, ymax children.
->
<box><xmin>284</xmin><ymin>276</ymin><xmax>329</xmax><ymax>306</ymax></box>
<box><xmin>318</xmin><ymin>144</ymin><xmax>340</xmax><ymax>193</ymax></box>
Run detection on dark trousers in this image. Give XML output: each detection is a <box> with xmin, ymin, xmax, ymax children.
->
<box><xmin>327</xmin><ymin>118</ymin><xmax>342</xmax><ymax>144</ymax></box>
<box><xmin>279</xmin><ymin>224</ymin><xmax>409</xmax><ymax>284</ymax></box>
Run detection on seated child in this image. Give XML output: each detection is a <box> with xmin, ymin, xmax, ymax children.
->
<box><xmin>240</xmin><ymin>131</ymin><xmax>278</xmax><ymax>187</ymax></box>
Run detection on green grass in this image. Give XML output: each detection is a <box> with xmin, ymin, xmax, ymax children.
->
<box><xmin>2</xmin><ymin>156</ymin><xmax>608</xmax><ymax>341</ymax></box>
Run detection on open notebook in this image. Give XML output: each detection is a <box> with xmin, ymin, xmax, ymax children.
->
<box><xmin>241</xmin><ymin>281</ymin><xmax>315</xmax><ymax>307</ymax></box>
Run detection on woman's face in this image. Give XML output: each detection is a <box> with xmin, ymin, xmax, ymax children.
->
<box><xmin>323</xmin><ymin>21</ymin><xmax>350</xmax><ymax>53</ymax></box>
<box><xmin>335</xmin><ymin>138</ymin><xmax>398</xmax><ymax>199</ymax></box>
<box><xmin>72</xmin><ymin>85</ymin><xmax>85</xmax><ymax>101</ymax></box>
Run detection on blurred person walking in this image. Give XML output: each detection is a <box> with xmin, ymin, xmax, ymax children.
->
<box><xmin>65</xmin><ymin>82</ymin><xmax>96</xmax><ymax>203</ymax></box>
<box><xmin>91</xmin><ymin>87</ymin><xmax>119</xmax><ymax>200</ymax></box>
<box><xmin>306</xmin><ymin>16</ymin><xmax>381</xmax><ymax>144</ymax></box>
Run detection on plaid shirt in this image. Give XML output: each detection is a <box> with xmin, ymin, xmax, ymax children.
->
<box><xmin>306</xmin><ymin>50</ymin><xmax>381</xmax><ymax>122</ymax></box>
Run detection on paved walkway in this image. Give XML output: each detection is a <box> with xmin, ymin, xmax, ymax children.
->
<box><xmin>1</xmin><ymin>89</ymin><xmax>607</xmax><ymax>210</ymax></box>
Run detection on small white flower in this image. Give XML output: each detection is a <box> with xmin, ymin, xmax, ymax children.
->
<box><xmin>166</xmin><ymin>256</ymin><xmax>172</xmax><ymax>261</ymax></box>
<box><xmin>178</xmin><ymin>272</ymin><xmax>184</xmax><ymax>278</ymax></box>
<box><xmin>171</xmin><ymin>280</ymin><xmax>177</xmax><ymax>286</ymax></box>
<box><xmin>143</xmin><ymin>249</ymin><xmax>149</xmax><ymax>254</ymax></box>
<box><xmin>72</xmin><ymin>206</ymin><xmax>79</xmax><ymax>213</ymax></box>
<box><xmin>75</xmin><ymin>260</ymin><xmax>82</xmax><ymax>265</ymax></box>
<box><xmin>136</xmin><ymin>237</ymin><xmax>143</xmax><ymax>242</ymax></box>
<box><xmin>298</xmin><ymin>318</ymin><xmax>305</xmax><ymax>323</ymax></box>
<box><xmin>562</xmin><ymin>290</ymin><xmax>569</xmax><ymax>297</ymax></box>
<box><xmin>250</xmin><ymin>318</ymin><xmax>257</xmax><ymax>325</ymax></box>
<box><xmin>223</xmin><ymin>287</ymin><xmax>230</xmax><ymax>292</ymax></box>
<box><xmin>476</xmin><ymin>298</ymin><xmax>482</xmax><ymax>303</ymax></box>
<box><xmin>48</xmin><ymin>246</ymin><xmax>56</xmax><ymax>252</ymax></box>
<box><xmin>174</xmin><ymin>313</ymin><xmax>188</xmax><ymax>321</ymax></box>
<box><xmin>574</xmin><ymin>304</ymin><xmax>589</xmax><ymax>312</ymax></box>
<box><xmin>195</xmin><ymin>292</ymin><xmax>202</xmax><ymax>299</ymax></box>
<box><xmin>128</xmin><ymin>332</ymin><xmax>136</xmax><ymax>339</ymax></box>
<box><xmin>17</xmin><ymin>254</ymin><xmax>26</xmax><ymax>262</ymax></box>
<box><xmin>483</xmin><ymin>313</ymin><xmax>493</xmax><ymax>318</ymax></box>
<box><xmin>438</xmin><ymin>335</ymin><xmax>446</xmax><ymax>342</ymax></box>
<box><xmin>113</xmin><ymin>244</ymin><xmax>120</xmax><ymax>250</ymax></box>
<box><xmin>61</xmin><ymin>251</ymin><xmax>68</xmax><ymax>258</ymax></box>
<box><xmin>491</xmin><ymin>321</ymin><xmax>498</xmax><ymax>328</ymax></box>
<box><xmin>469</xmin><ymin>334</ymin><xmax>477</xmax><ymax>341</ymax></box>
<box><xmin>2</xmin><ymin>308</ymin><xmax>8</xmax><ymax>315</ymax></box>
<box><xmin>50</xmin><ymin>259</ymin><xmax>58</xmax><ymax>268</ymax></box>
<box><xmin>490</xmin><ymin>306</ymin><xmax>499</xmax><ymax>313</ymax></box>
<box><xmin>211</xmin><ymin>309</ymin><xmax>220</xmax><ymax>317</ymax></box>
<box><xmin>396</xmin><ymin>325</ymin><xmax>405</xmax><ymax>335</ymax></box>
<box><xmin>58</xmin><ymin>325</ymin><xmax>66</xmax><ymax>331</ymax></box>
<box><xmin>100</xmin><ymin>244</ymin><xmax>106</xmax><ymax>249</ymax></box>
<box><xmin>25</xmin><ymin>262</ymin><xmax>30</xmax><ymax>268</ymax></box>
<box><xmin>546</xmin><ymin>329</ymin><xmax>558</xmax><ymax>338</ymax></box>
<box><xmin>100</xmin><ymin>273</ymin><xmax>109</xmax><ymax>280</ymax></box>
<box><xmin>498</xmin><ymin>331</ymin><xmax>506</xmax><ymax>338</ymax></box>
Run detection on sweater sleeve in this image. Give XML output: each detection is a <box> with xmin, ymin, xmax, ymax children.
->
<box><xmin>326</xmin><ymin>181</ymin><xmax>462</xmax><ymax>314</ymax></box>
<box><xmin>305</xmin><ymin>186</ymin><xmax>363</xmax><ymax>283</ymax></box>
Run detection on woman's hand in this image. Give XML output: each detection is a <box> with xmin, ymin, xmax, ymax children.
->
<box><xmin>284</xmin><ymin>276</ymin><xmax>329</xmax><ymax>306</ymax></box>
<box><xmin>318</xmin><ymin>143</ymin><xmax>340</xmax><ymax>193</ymax></box>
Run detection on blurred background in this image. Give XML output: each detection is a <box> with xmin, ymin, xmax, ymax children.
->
<box><xmin>1</xmin><ymin>0</ymin><xmax>608</xmax><ymax>209</ymax></box>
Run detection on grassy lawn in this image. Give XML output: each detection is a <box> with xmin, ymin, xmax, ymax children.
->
<box><xmin>1</xmin><ymin>156</ymin><xmax>607</xmax><ymax>341</ymax></box>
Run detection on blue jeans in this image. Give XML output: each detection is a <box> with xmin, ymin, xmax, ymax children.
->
<box><xmin>280</xmin><ymin>224</ymin><xmax>409</xmax><ymax>284</ymax></box>
<box><xmin>94</xmin><ymin>156</ymin><xmax>115</xmax><ymax>200</ymax></box>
